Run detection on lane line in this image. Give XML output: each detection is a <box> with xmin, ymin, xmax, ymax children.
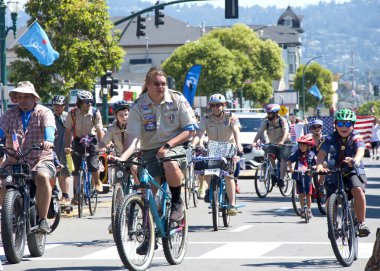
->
<box><xmin>230</xmin><ymin>225</ymin><xmax>254</xmax><ymax>232</ymax></box>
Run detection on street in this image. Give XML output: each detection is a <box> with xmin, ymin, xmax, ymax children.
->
<box><xmin>1</xmin><ymin>157</ymin><xmax>379</xmax><ymax>271</ymax></box>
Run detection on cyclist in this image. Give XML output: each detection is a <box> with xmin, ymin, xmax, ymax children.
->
<box><xmin>51</xmin><ymin>95</ymin><xmax>72</xmax><ymax>204</ymax></box>
<box><xmin>308</xmin><ymin>119</ymin><xmax>327</xmax><ymax>189</ymax></box>
<box><xmin>370</xmin><ymin>116</ymin><xmax>380</xmax><ymax>160</ymax></box>
<box><xmin>0</xmin><ymin>81</ymin><xmax>56</xmax><ymax>234</ymax></box>
<box><xmin>287</xmin><ymin>134</ymin><xmax>316</xmax><ymax>218</ymax></box>
<box><xmin>64</xmin><ymin>90</ymin><xmax>104</xmax><ymax>204</ymax></box>
<box><xmin>111</xmin><ymin>67</ymin><xmax>197</xmax><ymax>222</ymax></box>
<box><xmin>192</xmin><ymin>93</ymin><xmax>243</xmax><ymax>216</ymax></box>
<box><xmin>316</xmin><ymin>108</ymin><xmax>370</xmax><ymax>237</ymax></box>
<box><xmin>252</xmin><ymin>104</ymin><xmax>292</xmax><ymax>187</ymax></box>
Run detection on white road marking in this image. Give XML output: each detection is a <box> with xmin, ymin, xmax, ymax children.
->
<box><xmin>230</xmin><ymin>225</ymin><xmax>253</xmax><ymax>232</ymax></box>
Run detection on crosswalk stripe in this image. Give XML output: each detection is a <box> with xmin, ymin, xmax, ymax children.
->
<box><xmin>230</xmin><ymin>225</ymin><xmax>253</xmax><ymax>232</ymax></box>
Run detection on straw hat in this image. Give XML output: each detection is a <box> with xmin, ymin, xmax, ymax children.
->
<box><xmin>9</xmin><ymin>81</ymin><xmax>41</xmax><ymax>100</ymax></box>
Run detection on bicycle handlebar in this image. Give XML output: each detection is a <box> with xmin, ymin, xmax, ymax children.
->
<box><xmin>0</xmin><ymin>143</ymin><xmax>43</xmax><ymax>159</ymax></box>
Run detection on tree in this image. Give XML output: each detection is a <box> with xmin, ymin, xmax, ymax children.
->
<box><xmin>9</xmin><ymin>0</ymin><xmax>125</xmax><ymax>101</ymax></box>
<box><xmin>293</xmin><ymin>62</ymin><xmax>333</xmax><ymax>114</ymax></box>
<box><xmin>162</xmin><ymin>23</ymin><xmax>284</xmax><ymax>104</ymax></box>
<box><xmin>357</xmin><ymin>101</ymin><xmax>380</xmax><ymax>118</ymax></box>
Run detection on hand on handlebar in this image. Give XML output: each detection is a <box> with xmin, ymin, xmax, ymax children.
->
<box><xmin>42</xmin><ymin>141</ymin><xmax>54</xmax><ymax>151</ymax></box>
<box><xmin>64</xmin><ymin>147</ymin><xmax>72</xmax><ymax>154</ymax></box>
<box><xmin>343</xmin><ymin>157</ymin><xmax>358</xmax><ymax>168</ymax></box>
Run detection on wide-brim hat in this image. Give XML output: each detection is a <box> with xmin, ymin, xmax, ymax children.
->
<box><xmin>9</xmin><ymin>81</ymin><xmax>41</xmax><ymax>100</ymax></box>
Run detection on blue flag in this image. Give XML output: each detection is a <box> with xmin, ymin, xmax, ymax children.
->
<box><xmin>308</xmin><ymin>84</ymin><xmax>322</xmax><ymax>100</ymax></box>
<box><xmin>183</xmin><ymin>64</ymin><xmax>202</xmax><ymax>107</ymax></box>
<box><xmin>19</xmin><ymin>22</ymin><xmax>59</xmax><ymax>66</ymax></box>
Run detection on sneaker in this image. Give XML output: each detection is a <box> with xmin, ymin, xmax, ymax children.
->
<box><xmin>204</xmin><ymin>189</ymin><xmax>210</xmax><ymax>203</ymax></box>
<box><xmin>377</xmin><ymin>155</ymin><xmax>380</xmax><ymax>160</ymax></box>
<box><xmin>308</xmin><ymin>209</ymin><xmax>313</xmax><ymax>218</ymax></box>
<box><xmin>59</xmin><ymin>196</ymin><xmax>71</xmax><ymax>205</ymax></box>
<box><xmin>227</xmin><ymin>206</ymin><xmax>238</xmax><ymax>216</ymax></box>
<box><xmin>71</xmin><ymin>194</ymin><xmax>79</xmax><ymax>205</ymax></box>
<box><xmin>95</xmin><ymin>181</ymin><xmax>103</xmax><ymax>193</ymax></box>
<box><xmin>358</xmin><ymin>222</ymin><xmax>371</xmax><ymax>237</ymax></box>
<box><xmin>170</xmin><ymin>201</ymin><xmax>184</xmax><ymax>221</ymax></box>
<box><xmin>136</xmin><ymin>239</ymin><xmax>158</xmax><ymax>255</ymax></box>
<box><xmin>37</xmin><ymin>219</ymin><xmax>51</xmax><ymax>234</ymax></box>
<box><xmin>108</xmin><ymin>223</ymin><xmax>113</xmax><ymax>234</ymax></box>
<box><xmin>300</xmin><ymin>210</ymin><xmax>305</xmax><ymax>218</ymax></box>
<box><xmin>235</xmin><ymin>184</ymin><xmax>241</xmax><ymax>194</ymax></box>
<box><xmin>197</xmin><ymin>188</ymin><xmax>205</xmax><ymax>199</ymax></box>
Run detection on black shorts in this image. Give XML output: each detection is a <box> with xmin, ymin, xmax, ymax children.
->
<box><xmin>71</xmin><ymin>137</ymin><xmax>99</xmax><ymax>175</ymax></box>
<box><xmin>324</xmin><ymin>172</ymin><xmax>367</xmax><ymax>200</ymax></box>
<box><xmin>371</xmin><ymin>141</ymin><xmax>380</xmax><ymax>149</ymax></box>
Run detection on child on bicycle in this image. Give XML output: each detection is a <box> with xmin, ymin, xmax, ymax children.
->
<box><xmin>287</xmin><ymin>134</ymin><xmax>316</xmax><ymax>218</ymax></box>
<box><xmin>316</xmin><ymin>108</ymin><xmax>370</xmax><ymax>237</ymax></box>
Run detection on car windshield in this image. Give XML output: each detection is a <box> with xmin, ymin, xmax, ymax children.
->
<box><xmin>239</xmin><ymin>118</ymin><xmax>263</xmax><ymax>132</ymax></box>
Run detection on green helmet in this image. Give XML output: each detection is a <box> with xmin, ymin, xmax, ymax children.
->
<box><xmin>335</xmin><ymin>108</ymin><xmax>357</xmax><ymax>122</ymax></box>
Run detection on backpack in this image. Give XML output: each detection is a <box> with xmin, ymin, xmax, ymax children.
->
<box><xmin>70</xmin><ymin>107</ymin><xmax>99</xmax><ymax>138</ymax></box>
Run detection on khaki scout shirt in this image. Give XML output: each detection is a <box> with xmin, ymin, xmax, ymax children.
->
<box><xmin>198</xmin><ymin>112</ymin><xmax>240</xmax><ymax>144</ymax></box>
<box><xmin>256</xmin><ymin>117</ymin><xmax>290</xmax><ymax>144</ymax></box>
<box><xmin>100</xmin><ymin>120</ymin><xmax>127</xmax><ymax>155</ymax></box>
<box><xmin>127</xmin><ymin>89</ymin><xmax>196</xmax><ymax>150</ymax></box>
<box><xmin>64</xmin><ymin>107</ymin><xmax>103</xmax><ymax>138</ymax></box>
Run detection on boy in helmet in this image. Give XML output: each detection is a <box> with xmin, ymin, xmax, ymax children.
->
<box><xmin>316</xmin><ymin>108</ymin><xmax>370</xmax><ymax>237</ymax></box>
<box><xmin>287</xmin><ymin>134</ymin><xmax>317</xmax><ymax>218</ymax></box>
<box><xmin>64</xmin><ymin>90</ymin><xmax>105</xmax><ymax>203</ymax></box>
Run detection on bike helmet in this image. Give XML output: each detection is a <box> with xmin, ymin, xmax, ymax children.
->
<box><xmin>297</xmin><ymin>134</ymin><xmax>315</xmax><ymax>147</ymax></box>
<box><xmin>265</xmin><ymin>104</ymin><xmax>281</xmax><ymax>113</ymax></box>
<box><xmin>52</xmin><ymin>95</ymin><xmax>66</xmax><ymax>105</ymax></box>
<box><xmin>335</xmin><ymin>108</ymin><xmax>356</xmax><ymax>123</ymax></box>
<box><xmin>112</xmin><ymin>100</ymin><xmax>130</xmax><ymax>114</ymax></box>
<box><xmin>308</xmin><ymin>119</ymin><xmax>324</xmax><ymax>130</ymax></box>
<box><xmin>209</xmin><ymin>94</ymin><xmax>226</xmax><ymax>104</ymax></box>
<box><xmin>77</xmin><ymin>90</ymin><xmax>93</xmax><ymax>101</ymax></box>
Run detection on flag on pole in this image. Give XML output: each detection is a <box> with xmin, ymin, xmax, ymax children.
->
<box><xmin>12</xmin><ymin>132</ymin><xmax>20</xmax><ymax>151</ymax></box>
<box><xmin>354</xmin><ymin>115</ymin><xmax>375</xmax><ymax>146</ymax></box>
<box><xmin>308</xmin><ymin>84</ymin><xmax>322</xmax><ymax>100</ymax></box>
<box><xmin>183</xmin><ymin>64</ymin><xmax>202</xmax><ymax>107</ymax></box>
<box><xmin>19</xmin><ymin>21</ymin><xmax>59</xmax><ymax>66</ymax></box>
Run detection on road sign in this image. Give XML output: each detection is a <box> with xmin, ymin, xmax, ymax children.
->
<box><xmin>279</xmin><ymin>105</ymin><xmax>288</xmax><ymax>116</ymax></box>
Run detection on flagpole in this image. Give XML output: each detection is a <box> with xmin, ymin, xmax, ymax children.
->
<box><xmin>301</xmin><ymin>56</ymin><xmax>322</xmax><ymax>118</ymax></box>
<box><xmin>8</xmin><ymin>19</ymin><xmax>38</xmax><ymax>49</ymax></box>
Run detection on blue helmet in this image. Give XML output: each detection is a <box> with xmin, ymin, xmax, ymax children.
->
<box><xmin>265</xmin><ymin>104</ymin><xmax>280</xmax><ymax>113</ymax></box>
<box><xmin>308</xmin><ymin>119</ymin><xmax>324</xmax><ymax>130</ymax></box>
<box><xmin>112</xmin><ymin>100</ymin><xmax>130</xmax><ymax>114</ymax></box>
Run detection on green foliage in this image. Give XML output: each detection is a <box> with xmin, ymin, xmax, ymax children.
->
<box><xmin>9</xmin><ymin>0</ymin><xmax>125</xmax><ymax>102</ymax></box>
<box><xmin>357</xmin><ymin>101</ymin><xmax>380</xmax><ymax>117</ymax></box>
<box><xmin>293</xmin><ymin>62</ymin><xmax>333</xmax><ymax>113</ymax></box>
<box><xmin>162</xmin><ymin>23</ymin><xmax>284</xmax><ymax>104</ymax></box>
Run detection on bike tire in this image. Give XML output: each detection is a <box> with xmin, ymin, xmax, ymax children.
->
<box><xmin>114</xmin><ymin>193</ymin><xmax>155</xmax><ymax>271</ymax></box>
<box><xmin>88</xmin><ymin>182</ymin><xmax>98</xmax><ymax>216</ymax></box>
<box><xmin>48</xmin><ymin>197</ymin><xmax>61</xmax><ymax>233</ymax></box>
<box><xmin>327</xmin><ymin>193</ymin><xmax>355</xmax><ymax>267</ymax></box>
<box><xmin>111</xmin><ymin>182</ymin><xmax>125</xmax><ymax>235</ymax></box>
<box><xmin>1</xmin><ymin>189</ymin><xmax>26</xmax><ymax>264</ymax></box>
<box><xmin>162</xmin><ymin>198</ymin><xmax>188</xmax><ymax>265</ymax></box>
<box><xmin>78</xmin><ymin>169</ymin><xmax>84</xmax><ymax>218</ymax></box>
<box><xmin>317</xmin><ymin>191</ymin><xmax>327</xmax><ymax>216</ymax></box>
<box><xmin>211</xmin><ymin>176</ymin><xmax>220</xmax><ymax>231</ymax></box>
<box><xmin>27</xmin><ymin>205</ymin><xmax>46</xmax><ymax>258</ymax></box>
<box><xmin>222</xmin><ymin>191</ymin><xmax>230</xmax><ymax>227</ymax></box>
<box><xmin>291</xmin><ymin>181</ymin><xmax>302</xmax><ymax>217</ymax></box>
<box><xmin>255</xmin><ymin>162</ymin><xmax>270</xmax><ymax>198</ymax></box>
<box><xmin>191</xmin><ymin>167</ymin><xmax>199</xmax><ymax>208</ymax></box>
<box><xmin>184</xmin><ymin>165</ymin><xmax>192</xmax><ymax>209</ymax></box>
<box><xmin>280</xmin><ymin>172</ymin><xmax>294</xmax><ymax>197</ymax></box>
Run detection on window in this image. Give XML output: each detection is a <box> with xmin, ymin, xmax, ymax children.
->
<box><xmin>239</xmin><ymin>118</ymin><xmax>264</xmax><ymax>132</ymax></box>
<box><xmin>288</xmin><ymin>53</ymin><xmax>296</xmax><ymax>74</ymax></box>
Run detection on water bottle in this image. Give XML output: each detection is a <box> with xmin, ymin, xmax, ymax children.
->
<box><xmin>66</xmin><ymin>153</ymin><xmax>75</xmax><ymax>173</ymax></box>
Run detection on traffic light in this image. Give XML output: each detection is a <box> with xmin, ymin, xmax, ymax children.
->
<box><xmin>225</xmin><ymin>0</ymin><xmax>239</xmax><ymax>19</ymax></box>
<box><xmin>111</xmin><ymin>79</ymin><xmax>119</xmax><ymax>96</ymax></box>
<box><xmin>101</xmin><ymin>71</ymin><xmax>113</xmax><ymax>88</ymax></box>
<box><xmin>154</xmin><ymin>3</ymin><xmax>164</xmax><ymax>28</ymax></box>
<box><xmin>374</xmin><ymin>85</ymin><xmax>379</xmax><ymax>96</ymax></box>
<box><xmin>136</xmin><ymin>15</ymin><xmax>146</xmax><ymax>38</ymax></box>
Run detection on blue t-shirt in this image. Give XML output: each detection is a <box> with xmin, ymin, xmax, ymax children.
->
<box><xmin>320</xmin><ymin>130</ymin><xmax>365</xmax><ymax>175</ymax></box>
<box><xmin>288</xmin><ymin>149</ymin><xmax>316</xmax><ymax>183</ymax></box>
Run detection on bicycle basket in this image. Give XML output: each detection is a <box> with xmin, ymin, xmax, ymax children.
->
<box><xmin>194</xmin><ymin>158</ymin><xmax>230</xmax><ymax>172</ymax></box>
<box><xmin>207</xmin><ymin>140</ymin><xmax>237</xmax><ymax>158</ymax></box>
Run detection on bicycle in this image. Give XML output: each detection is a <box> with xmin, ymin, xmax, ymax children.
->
<box><xmin>183</xmin><ymin>146</ymin><xmax>199</xmax><ymax>209</ymax></box>
<box><xmin>291</xmin><ymin>171</ymin><xmax>326</xmax><ymax>219</ymax></box>
<box><xmin>254</xmin><ymin>143</ymin><xmax>294</xmax><ymax>198</ymax></box>
<box><xmin>71</xmin><ymin>135</ymin><xmax>98</xmax><ymax>218</ymax></box>
<box><xmin>0</xmin><ymin>144</ymin><xmax>59</xmax><ymax>264</ymax></box>
<box><xmin>114</xmin><ymin>154</ymin><xmax>188</xmax><ymax>271</ymax></box>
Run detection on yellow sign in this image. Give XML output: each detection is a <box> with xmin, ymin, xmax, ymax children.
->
<box><xmin>279</xmin><ymin>105</ymin><xmax>288</xmax><ymax>116</ymax></box>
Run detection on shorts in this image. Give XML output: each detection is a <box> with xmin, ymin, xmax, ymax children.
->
<box><xmin>324</xmin><ymin>172</ymin><xmax>367</xmax><ymax>200</ymax></box>
<box><xmin>31</xmin><ymin>160</ymin><xmax>57</xmax><ymax>180</ymax></box>
<box><xmin>72</xmin><ymin>137</ymin><xmax>100</xmax><ymax>175</ymax></box>
<box><xmin>140</xmin><ymin>145</ymin><xmax>188</xmax><ymax>180</ymax></box>
<box><xmin>295</xmin><ymin>177</ymin><xmax>313</xmax><ymax>195</ymax></box>
<box><xmin>371</xmin><ymin>141</ymin><xmax>380</xmax><ymax>149</ymax></box>
<box><xmin>267</xmin><ymin>143</ymin><xmax>292</xmax><ymax>160</ymax></box>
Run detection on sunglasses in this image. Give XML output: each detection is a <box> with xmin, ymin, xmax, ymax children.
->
<box><xmin>153</xmin><ymin>81</ymin><xmax>167</xmax><ymax>87</ymax></box>
<box><xmin>210</xmin><ymin>103</ymin><xmax>223</xmax><ymax>108</ymax></box>
<box><xmin>336</xmin><ymin>121</ymin><xmax>353</xmax><ymax>128</ymax></box>
<box><xmin>311</xmin><ymin>125</ymin><xmax>322</xmax><ymax>130</ymax></box>
<box><xmin>84</xmin><ymin>100</ymin><xmax>93</xmax><ymax>105</ymax></box>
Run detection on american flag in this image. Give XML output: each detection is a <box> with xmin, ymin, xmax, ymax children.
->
<box><xmin>307</xmin><ymin>116</ymin><xmax>335</xmax><ymax>136</ymax></box>
<box><xmin>12</xmin><ymin>132</ymin><xmax>20</xmax><ymax>151</ymax></box>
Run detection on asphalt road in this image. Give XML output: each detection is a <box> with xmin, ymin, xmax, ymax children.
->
<box><xmin>1</xmin><ymin>157</ymin><xmax>379</xmax><ymax>271</ymax></box>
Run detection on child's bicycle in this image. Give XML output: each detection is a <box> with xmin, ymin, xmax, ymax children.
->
<box><xmin>114</xmin><ymin>154</ymin><xmax>188</xmax><ymax>271</ymax></box>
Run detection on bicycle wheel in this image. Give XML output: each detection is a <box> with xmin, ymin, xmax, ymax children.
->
<box><xmin>48</xmin><ymin>197</ymin><xmax>61</xmax><ymax>233</ymax></box>
<box><xmin>291</xmin><ymin>181</ymin><xmax>302</xmax><ymax>217</ymax></box>
<box><xmin>162</xmin><ymin>199</ymin><xmax>188</xmax><ymax>265</ymax></box>
<box><xmin>1</xmin><ymin>189</ymin><xmax>26</xmax><ymax>264</ymax></box>
<box><xmin>88</xmin><ymin>182</ymin><xmax>98</xmax><ymax>216</ymax></box>
<box><xmin>114</xmin><ymin>193</ymin><xmax>155</xmax><ymax>271</ymax></box>
<box><xmin>211</xmin><ymin>176</ymin><xmax>221</xmax><ymax>231</ymax></box>
<box><xmin>327</xmin><ymin>193</ymin><xmax>355</xmax><ymax>267</ymax></box>
<box><xmin>280</xmin><ymin>172</ymin><xmax>294</xmax><ymax>197</ymax></box>
<box><xmin>78</xmin><ymin>169</ymin><xmax>85</xmax><ymax>218</ymax></box>
<box><xmin>27</xmin><ymin>205</ymin><xmax>46</xmax><ymax>258</ymax></box>
<box><xmin>255</xmin><ymin>162</ymin><xmax>270</xmax><ymax>198</ymax></box>
<box><xmin>191</xmin><ymin>167</ymin><xmax>199</xmax><ymax>208</ymax></box>
<box><xmin>112</xmin><ymin>182</ymin><xmax>125</xmax><ymax>234</ymax></box>
<box><xmin>183</xmin><ymin>165</ymin><xmax>192</xmax><ymax>209</ymax></box>
<box><xmin>221</xmin><ymin>190</ymin><xmax>230</xmax><ymax>227</ymax></box>
<box><xmin>317</xmin><ymin>190</ymin><xmax>327</xmax><ymax>215</ymax></box>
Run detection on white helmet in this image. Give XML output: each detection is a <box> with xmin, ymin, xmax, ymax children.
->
<box><xmin>77</xmin><ymin>90</ymin><xmax>93</xmax><ymax>101</ymax></box>
<box><xmin>209</xmin><ymin>93</ymin><xmax>226</xmax><ymax>103</ymax></box>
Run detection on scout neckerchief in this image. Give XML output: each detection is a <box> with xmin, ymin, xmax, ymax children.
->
<box><xmin>117</xmin><ymin>122</ymin><xmax>126</xmax><ymax>146</ymax></box>
<box><xmin>336</xmin><ymin>132</ymin><xmax>353</xmax><ymax>168</ymax></box>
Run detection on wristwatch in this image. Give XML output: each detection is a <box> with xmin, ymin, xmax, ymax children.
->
<box><xmin>163</xmin><ymin>143</ymin><xmax>172</xmax><ymax>149</ymax></box>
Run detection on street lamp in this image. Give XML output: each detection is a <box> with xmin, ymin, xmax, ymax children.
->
<box><xmin>0</xmin><ymin>0</ymin><xmax>20</xmax><ymax>112</ymax></box>
<box><xmin>301</xmin><ymin>55</ymin><xmax>322</xmax><ymax>117</ymax></box>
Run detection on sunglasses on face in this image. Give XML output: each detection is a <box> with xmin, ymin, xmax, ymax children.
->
<box><xmin>312</xmin><ymin>125</ymin><xmax>322</xmax><ymax>130</ymax></box>
<box><xmin>336</xmin><ymin>121</ymin><xmax>353</xmax><ymax>128</ymax></box>
<box><xmin>84</xmin><ymin>100</ymin><xmax>93</xmax><ymax>105</ymax></box>
<box><xmin>210</xmin><ymin>103</ymin><xmax>223</xmax><ymax>108</ymax></box>
<box><xmin>153</xmin><ymin>81</ymin><xmax>167</xmax><ymax>87</ymax></box>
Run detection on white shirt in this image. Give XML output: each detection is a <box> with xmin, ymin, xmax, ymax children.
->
<box><xmin>294</xmin><ymin>122</ymin><xmax>305</xmax><ymax>140</ymax></box>
<box><xmin>370</xmin><ymin>124</ymin><xmax>380</xmax><ymax>142</ymax></box>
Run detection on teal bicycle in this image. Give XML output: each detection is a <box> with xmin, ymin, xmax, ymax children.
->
<box><xmin>114</xmin><ymin>154</ymin><xmax>188</xmax><ymax>271</ymax></box>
